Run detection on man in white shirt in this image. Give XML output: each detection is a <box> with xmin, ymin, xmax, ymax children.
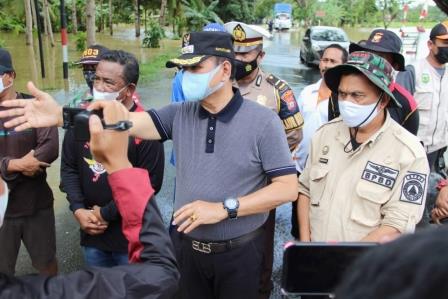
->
<box><xmin>290</xmin><ymin>44</ymin><xmax>347</xmax><ymax>238</ymax></box>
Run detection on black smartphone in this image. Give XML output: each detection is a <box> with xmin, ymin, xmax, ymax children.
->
<box><xmin>281</xmin><ymin>242</ymin><xmax>376</xmax><ymax>296</ymax></box>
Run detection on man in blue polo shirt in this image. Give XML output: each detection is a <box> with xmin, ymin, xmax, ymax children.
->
<box><xmin>0</xmin><ymin>30</ymin><xmax>298</xmax><ymax>299</ymax></box>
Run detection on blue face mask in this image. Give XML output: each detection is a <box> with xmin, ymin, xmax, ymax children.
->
<box><xmin>181</xmin><ymin>64</ymin><xmax>224</xmax><ymax>102</ymax></box>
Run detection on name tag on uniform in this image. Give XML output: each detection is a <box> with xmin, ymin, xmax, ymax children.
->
<box><xmin>361</xmin><ymin>161</ymin><xmax>399</xmax><ymax>189</ymax></box>
<box><xmin>400</xmin><ymin>172</ymin><xmax>426</xmax><ymax>205</ymax></box>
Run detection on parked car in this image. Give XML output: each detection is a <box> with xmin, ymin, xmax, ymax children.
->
<box><xmin>300</xmin><ymin>26</ymin><xmax>350</xmax><ymax>66</ymax></box>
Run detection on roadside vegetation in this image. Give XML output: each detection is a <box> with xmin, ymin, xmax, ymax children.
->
<box><xmin>0</xmin><ymin>0</ymin><xmax>445</xmax><ymax>47</ymax></box>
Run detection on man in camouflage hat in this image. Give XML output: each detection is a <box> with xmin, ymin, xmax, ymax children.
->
<box><xmin>224</xmin><ymin>21</ymin><xmax>304</xmax><ymax>298</ymax></box>
<box><xmin>298</xmin><ymin>51</ymin><xmax>429</xmax><ymax>242</ymax></box>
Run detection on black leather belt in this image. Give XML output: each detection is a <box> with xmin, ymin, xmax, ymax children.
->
<box><xmin>184</xmin><ymin>226</ymin><xmax>264</xmax><ymax>254</ymax></box>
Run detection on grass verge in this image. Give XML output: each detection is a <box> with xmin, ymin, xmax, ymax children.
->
<box><xmin>140</xmin><ymin>47</ymin><xmax>179</xmax><ymax>82</ymax></box>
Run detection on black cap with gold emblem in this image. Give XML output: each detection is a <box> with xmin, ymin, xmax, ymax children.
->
<box><xmin>349</xmin><ymin>29</ymin><xmax>405</xmax><ymax>71</ymax></box>
<box><xmin>166</xmin><ymin>31</ymin><xmax>235</xmax><ymax>68</ymax></box>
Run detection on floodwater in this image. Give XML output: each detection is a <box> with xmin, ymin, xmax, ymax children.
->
<box><xmin>3</xmin><ymin>25</ymin><xmax>432</xmax><ymax>297</ymax></box>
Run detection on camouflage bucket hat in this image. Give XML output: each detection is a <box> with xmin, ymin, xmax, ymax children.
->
<box><xmin>324</xmin><ymin>51</ymin><xmax>400</xmax><ymax>108</ymax></box>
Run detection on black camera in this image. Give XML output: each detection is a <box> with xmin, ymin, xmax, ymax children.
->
<box><xmin>62</xmin><ymin>107</ymin><xmax>103</xmax><ymax>141</ymax></box>
<box><xmin>62</xmin><ymin>107</ymin><xmax>133</xmax><ymax>142</ymax></box>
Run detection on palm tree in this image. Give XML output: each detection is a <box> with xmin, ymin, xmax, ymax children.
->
<box><xmin>182</xmin><ymin>0</ymin><xmax>222</xmax><ymax>31</ymax></box>
<box><xmin>108</xmin><ymin>0</ymin><xmax>113</xmax><ymax>35</ymax></box>
<box><xmin>135</xmin><ymin>0</ymin><xmax>141</xmax><ymax>37</ymax></box>
<box><xmin>86</xmin><ymin>0</ymin><xmax>96</xmax><ymax>46</ymax></box>
<box><xmin>43</xmin><ymin>0</ymin><xmax>55</xmax><ymax>46</ymax></box>
<box><xmin>71</xmin><ymin>0</ymin><xmax>78</xmax><ymax>33</ymax></box>
<box><xmin>160</xmin><ymin>0</ymin><xmax>167</xmax><ymax>25</ymax></box>
<box><xmin>24</xmin><ymin>0</ymin><xmax>34</xmax><ymax>46</ymax></box>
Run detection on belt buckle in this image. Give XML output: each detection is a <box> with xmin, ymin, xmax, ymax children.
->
<box><xmin>192</xmin><ymin>240</ymin><xmax>212</xmax><ymax>254</ymax></box>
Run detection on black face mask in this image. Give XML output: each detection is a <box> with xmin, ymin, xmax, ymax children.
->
<box><xmin>234</xmin><ymin>52</ymin><xmax>261</xmax><ymax>81</ymax></box>
<box><xmin>83</xmin><ymin>70</ymin><xmax>96</xmax><ymax>91</ymax></box>
<box><xmin>435</xmin><ymin>46</ymin><xmax>448</xmax><ymax>65</ymax></box>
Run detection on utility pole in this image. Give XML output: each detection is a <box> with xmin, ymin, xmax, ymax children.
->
<box><xmin>60</xmin><ymin>0</ymin><xmax>68</xmax><ymax>79</ymax></box>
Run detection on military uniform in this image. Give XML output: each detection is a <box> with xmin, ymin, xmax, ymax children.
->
<box><xmin>299</xmin><ymin>114</ymin><xmax>428</xmax><ymax>241</ymax></box>
<box><xmin>238</xmin><ymin>69</ymin><xmax>304</xmax><ymax>149</ymax></box>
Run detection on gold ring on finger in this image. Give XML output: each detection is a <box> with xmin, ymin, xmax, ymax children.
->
<box><xmin>190</xmin><ymin>214</ymin><xmax>198</xmax><ymax>222</ymax></box>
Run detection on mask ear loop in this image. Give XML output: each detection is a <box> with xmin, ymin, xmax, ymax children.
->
<box><xmin>344</xmin><ymin>91</ymin><xmax>384</xmax><ymax>153</ymax></box>
<box><xmin>116</xmin><ymin>84</ymin><xmax>130</xmax><ymax>102</ymax></box>
<box><xmin>354</xmin><ymin>92</ymin><xmax>384</xmax><ymax>128</ymax></box>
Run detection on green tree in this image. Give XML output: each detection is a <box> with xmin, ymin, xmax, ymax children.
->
<box><xmin>182</xmin><ymin>0</ymin><xmax>222</xmax><ymax>31</ymax></box>
<box><xmin>377</xmin><ymin>0</ymin><xmax>400</xmax><ymax>28</ymax></box>
<box><xmin>316</xmin><ymin>0</ymin><xmax>345</xmax><ymax>26</ymax></box>
<box><xmin>215</xmin><ymin>0</ymin><xmax>257</xmax><ymax>23</ymax></box>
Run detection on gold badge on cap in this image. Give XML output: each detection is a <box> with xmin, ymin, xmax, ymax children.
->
<box><xmin>371</xmin><ymin>32</ymin><xmax>383</xmax><ymax>43</ymax></box>
<box><xmin>322</xmin><ymin>145</ymin><xmax>329</xmax><ymax>155</ymax></box>
<box><xmin>233</xmin><ymin>24</ymin><xmax>246</xmax><ymax>42</ymax></box>
<box><xmin>182</xmin><ymin>34</ymin><xmax>190</xmax><ymax>47</ymax></box>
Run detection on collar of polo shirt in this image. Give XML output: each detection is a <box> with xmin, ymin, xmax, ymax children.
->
<box><xmin>198</xmin><ymin>87</ymin><xmax>244</xmax><ymax>123</ymax></box>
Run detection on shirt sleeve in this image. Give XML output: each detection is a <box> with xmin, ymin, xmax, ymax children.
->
<box><xmin>4</xmin><ymin>167</ymin><xmax>179</xmax><ymax>299</ymax></box>
<box><xmin>381</xmin><ymin>155</ymin><xmax>429</xmax><ymax>233</ymax></box>
<box><xmin>396</xmin><ymin>65</ymin><xmax>416</xmax><ymax>95</ymax></box>
<box><xmin>136</xmin><ymin>139</ymin><xmax>165</xmax><ymax>194</ymax></box>
<box><xmin>60</xmin><ymin>129</ymin><xmax>85</xmax><ymax>212</ymax></box>
<box><xmin>259</xmin><ymin>116</ymin><xmax>296</xmax><ymax>178</ymax></box>
<box><xmin>298</xmin><ymin>142</ymin><xmax>312</xmax><ymax>198</ymax></box>
<box><xmin>147</xmin><ymin>104</ymin><xmax>181</xmax><ymax>142</ymax></box>
<box><xmin>276</xmin><ymin>84</ymin><xmax>304</xmax><ymax>132</ymax></box>
<box><xmin>33</xmin><ymin>126</ymin><xmax>59</xmax><ymax>164</ymax></box>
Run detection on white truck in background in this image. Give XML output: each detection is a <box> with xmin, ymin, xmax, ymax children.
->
<box><xmin>273</xmin><ymin>3</ymin><xmax>292</xmax><ymax>30</ymax></box>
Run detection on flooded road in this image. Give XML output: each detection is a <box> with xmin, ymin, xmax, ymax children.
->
<box><xmin>7</xmin><ymin>25</ymin><xmax>431</xmax><ymax>297</ymax></box>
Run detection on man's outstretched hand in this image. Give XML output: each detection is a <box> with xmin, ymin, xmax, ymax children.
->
<box><xmin>0</xmin><ymin>81</ymin><xmax>63</xmax><ymax>130</ymax></box>
<box><xmin>88</xmin><ymin>100</ymin><xmax>132</xmax><ymax>174</ymax></box>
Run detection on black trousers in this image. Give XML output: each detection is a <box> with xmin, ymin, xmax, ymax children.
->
<box><xmin>171</xmin><ymin>228</ymin><xmax>265</xmax><ymax>299</ymax></box>
<box><xmin>259</xmin><ymin>209</ymin><xmax>276</xmax><ymax>299</ymax></box>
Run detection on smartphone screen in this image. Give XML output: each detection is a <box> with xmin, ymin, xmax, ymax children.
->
<box><xmin>281</xmin><ymin>242</ymin><xmax>376</xmax><ymax>296</ymax></box>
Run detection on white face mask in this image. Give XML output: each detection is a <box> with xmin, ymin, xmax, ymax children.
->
<box><xmin>0</xmin><ymin>75</ymin><xmax>13</xmax><ymax>94</ymax></box>
<box><xmin>93</xmin><ymin>85</ymin><xmax>127</xmax><ymax>101</ymax></box>
<box><xmin>0</xmin><ymin>181</ymin><xmax>8</xmax><ymax>228</ymax></box>
<box><xmin>339</xmin><ymin>93</ymin><xmax>383</xmax><ymax>128</ymax></box>
<box><xmin>182</xmin><ymin>64</ymin><xmax>224</xmax><ymax>102</ymax></box>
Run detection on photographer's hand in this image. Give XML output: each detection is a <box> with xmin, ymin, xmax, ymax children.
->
<box><xmin>0</xmin><ymin>82</ymin><xmax>63</xmax><ymax>131</ymax></box>
<box><xmin>88</xmin><ymin>102</ymin><xmax>132</xmax><ymax>174</ymax></box>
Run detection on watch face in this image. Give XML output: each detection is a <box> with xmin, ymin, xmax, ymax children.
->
<box><xmin>225</xmin><ymin>198</ymin><xmax>238</xmax><ymax>210</ymax></box>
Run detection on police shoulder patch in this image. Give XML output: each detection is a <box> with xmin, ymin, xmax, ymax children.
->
<box><xmin>399</xmin><ymin>171</ymin><xmax>426</xmax><ymax>205</ymax></box>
